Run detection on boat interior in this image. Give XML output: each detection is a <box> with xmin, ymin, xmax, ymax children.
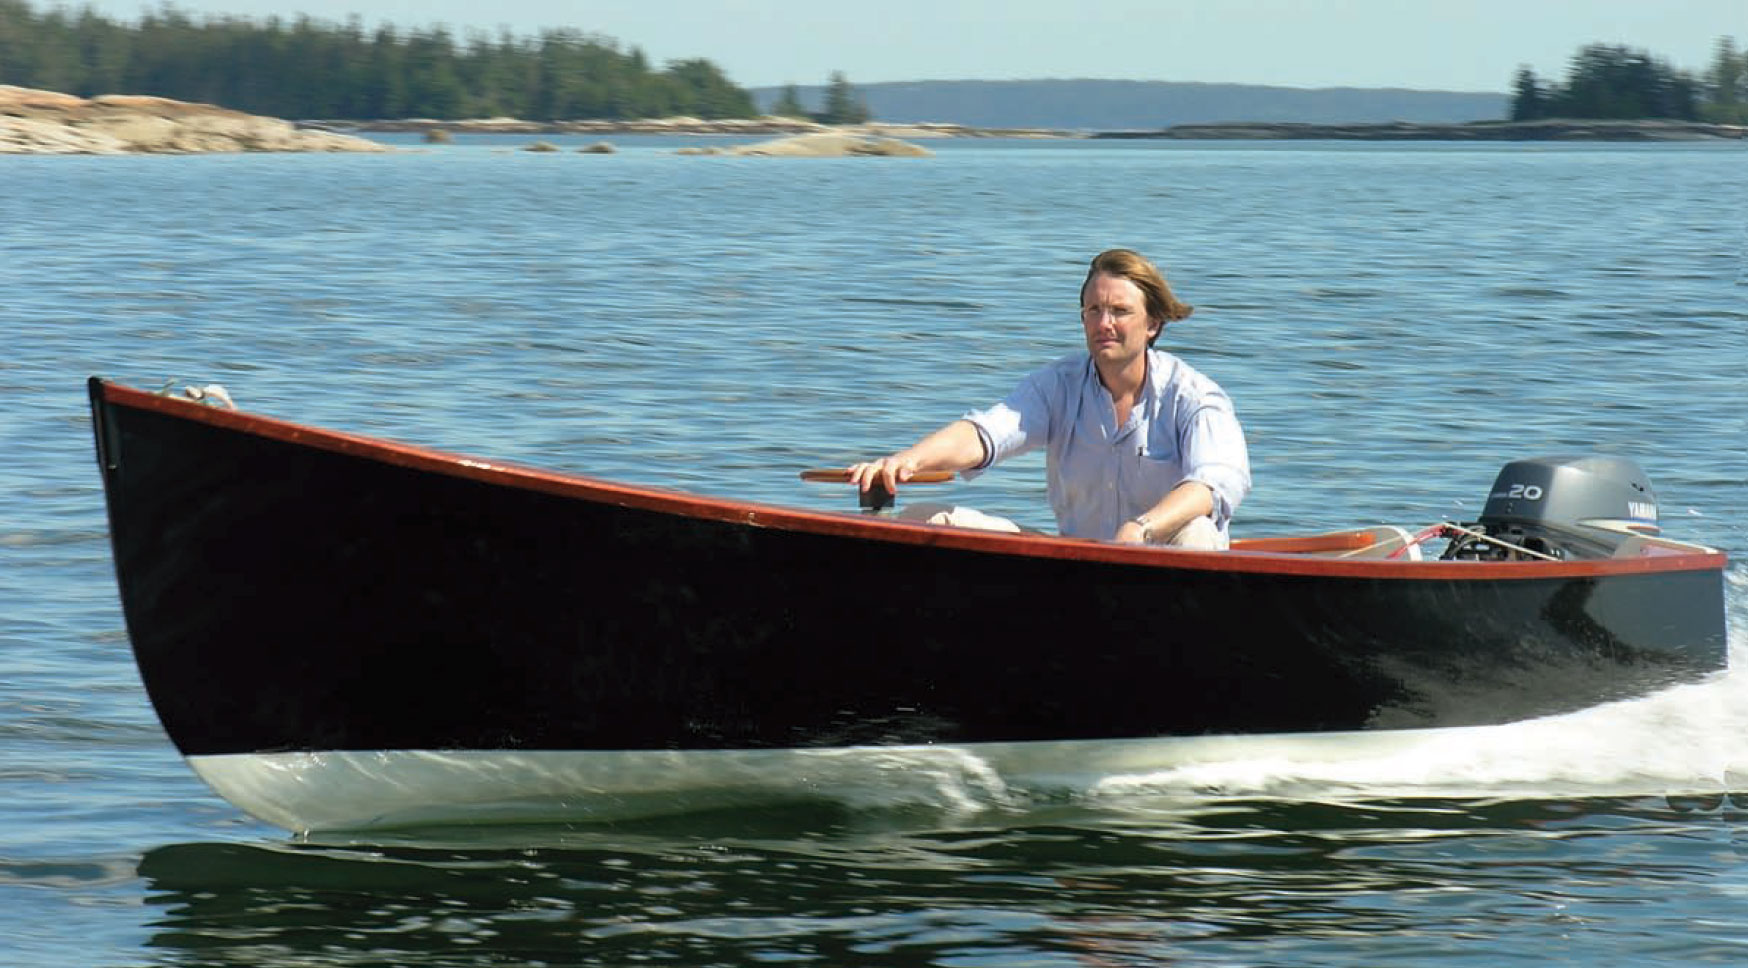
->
<box><xmin>1231</xmin><ymin>526</ymin><xmax>1715</xmax><ymax>561</ymax></box>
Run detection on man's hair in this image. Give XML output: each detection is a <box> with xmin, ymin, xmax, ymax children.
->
<box><xmin>1082</xmin><ymin>248</ymin><xmax>1193</xmax><ymax>345</ymax></box>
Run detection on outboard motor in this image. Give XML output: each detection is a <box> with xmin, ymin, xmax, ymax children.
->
<box><xmin>1441</xmin><ymin>456</ymin><xmax>1660</xmax><ymax>561</ymax></box>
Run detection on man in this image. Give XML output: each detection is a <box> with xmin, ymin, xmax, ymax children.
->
<box><xmin>846</xmin><ymin>248</ymin><xmax>1250</xmax><ymax>548</ymax></box>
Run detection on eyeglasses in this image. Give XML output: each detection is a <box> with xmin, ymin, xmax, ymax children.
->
<box><xmin>1080</xmin><ymin>304</ymin><xmax>1138</xmax><ymax>322</ymax></box>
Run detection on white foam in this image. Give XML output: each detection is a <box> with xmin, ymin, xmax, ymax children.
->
<box><xmin>1091</xmin><ymin>564</ymin><xmax>1748</xmax><ymax>803</ymax></box>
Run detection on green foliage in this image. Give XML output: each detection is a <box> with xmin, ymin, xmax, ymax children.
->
<box><xmin>770</xmin><ymin>83</ymin><xmax>808</xmax><ymax>119</ymax></box>
<box><xmin>818</xmin><ymin>71</ymin><xmax>870</xmax><ymax>124</ymax></box>
<box><xmin>759</xmin><ymin>75</ymin><xmax>872</xmax><ymax>123</ymax></box>
<box><xmin>1564</xmin><ymin>44</ymin><xmax>1697</xmax><ymax>118</ymax></box>
<box><xmin>0</xmin><ymin>1</ymin><xmax>757</xmax><ymax>120</ymax></box>
<box><xmin>1701</xmin><ymin>36</ymin><xmax>1747</xmax><ymax>123</ymax></box>
<box><xmin>1509</xmin><ymin>66</ymin><xmax>1546</xmax><ymax>121</ymax></box>
<box><xmin>1510</xmin><ymin>39</ymin><xmax>1745</xmax><ymax>122</ymax></box>
<box><xmin>664</xmin><ymin>58</ymin><xmax>754</xmax><ymax>119</ymax></box>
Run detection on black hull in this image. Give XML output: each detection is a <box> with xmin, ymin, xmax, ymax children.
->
<box><xmin>90</xmin><ymin>379</ymin><xmax>1729</xmax><ymax>759</ymax></box>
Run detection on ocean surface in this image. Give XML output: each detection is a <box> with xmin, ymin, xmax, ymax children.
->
<box><xmin>3</xmin><ymin>133</ymin><xmax>1746</xmax><ymax>966</ymax></box>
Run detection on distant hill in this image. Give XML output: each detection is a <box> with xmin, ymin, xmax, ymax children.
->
<box><xmin>752</xmin><ymin>79</ymin><xmax>1507</xmax><ymax>130</ymax></box>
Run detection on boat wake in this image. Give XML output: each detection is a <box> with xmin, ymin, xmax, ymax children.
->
<box><xmin>1079</xmin><ymin>562</ymin><xmax>1748</xmax><ymax>807</ymax></box>
<box><xmin>790</xmin><ymin>563</ymin><xmax>1748</xmax><ymax>816</ymax></box>
<box><xmin>793</xmin><ymin>566</ymin><xmax>1748</xmax><ymax>817</ymax></box>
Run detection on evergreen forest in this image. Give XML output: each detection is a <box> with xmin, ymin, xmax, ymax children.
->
<box><xmin>1512</xmin><ymin>40</ymin><xmax>1747</xmax><ymax>123</ymax></box>
<box><xmin>0</xmin><ymin>0</ymin><xmax>762</xmax><ymax>120</ymax></box>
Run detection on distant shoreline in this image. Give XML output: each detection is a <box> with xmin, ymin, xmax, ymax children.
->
<box><xmin>329</xmin><ymin>117</ymin><xmax>1747</xmax><ymax>142</ymax></box>
<box><xmin>7</xmin><ymin>83</ymin><xmax>1743</xmax><ymax>155</ymax></box>
<box><xmin>1091</xmin><ymin>120</ymin><xmax>1748</xmax><ymax>141</ymax></box>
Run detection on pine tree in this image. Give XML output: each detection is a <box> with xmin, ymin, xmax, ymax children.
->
<box><xmin>1702</xmin><ymin>36</ymin><xmax>1745</xmax><ymax>123</ymax></box>
<box><xmin>819</xmin><ymin>70</ymin><xmax>869</xmax><ymax>124</ymax></box>
<box><xmin>770</xmin><ymin>83</ymin><xmax>807</xmax><ymax>119</ymax></box>
<box><xmin>1509</xmin><ymin>65</ymin><xmax>1545</xmax><ymax>120</ymax></box>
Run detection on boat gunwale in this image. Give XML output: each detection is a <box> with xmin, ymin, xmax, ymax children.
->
<box><xmin>93</xmin><ymin>378</ymin><xmax>1729</xmax><ymax>582</ymax></box>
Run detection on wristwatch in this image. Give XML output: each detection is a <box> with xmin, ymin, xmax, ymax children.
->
<box><xmin>1130</xmin><ymin>514</ymin><xmax>1155</xmax><ymax>543</ymax></box>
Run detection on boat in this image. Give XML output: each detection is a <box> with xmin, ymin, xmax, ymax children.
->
<box><xmin>87</xmin><ymin>377</ymin><xmax>1730</xmax><ymax>832</ymax></box>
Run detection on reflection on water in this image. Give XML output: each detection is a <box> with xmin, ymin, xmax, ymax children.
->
<box><xmin>136</xmin><ymin>797</ymin><xmax>1748</xmax><ymax>967</ymax></box>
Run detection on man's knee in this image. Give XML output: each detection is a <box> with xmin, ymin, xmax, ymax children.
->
<box><xmin>897</xmin><ymin>503</ymin><xmax>1023</xmax><ymax>533</ymax></box>
<box><xmin>1164</xmin><ymin>515</ymin><xmax>1227</xmax><ymax>550</ymax></box>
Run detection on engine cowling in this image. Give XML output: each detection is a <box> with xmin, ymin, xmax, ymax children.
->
<box><xmin>1443</xmin><ymin>456</ymin><xmax>1660</xmax><ymax>561</ymax></box>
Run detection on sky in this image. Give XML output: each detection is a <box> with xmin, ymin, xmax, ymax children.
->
<box><xmin>70</xmin><ymin>0</ymin><xmax>1744</xmax><ymax>92</ymax></box>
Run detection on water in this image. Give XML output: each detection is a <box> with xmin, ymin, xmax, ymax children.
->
<box><xmin>3</xmin><ymin>134</ymin><xmax>1747</xmax><ymax>965</ymax></box>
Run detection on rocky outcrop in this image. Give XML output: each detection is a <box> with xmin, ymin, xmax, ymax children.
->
<box><xmin>685</xmin><ymin>132</ymin><xmax>934</xmax><ymax>157</ymax></box>
<box><xmin>341</xmin><ymin>116</ymin><xmax>1071</xmax><ymax>139</ymax></box>
<box><xmin>355</xmin><ymin>115</ymin><xmax>825</xmax><ymax>136</ymax></box>
<box><xmin>0</xmin><ymin>86</ymin><xmax>388</xmax><ymax>154</ymax></box>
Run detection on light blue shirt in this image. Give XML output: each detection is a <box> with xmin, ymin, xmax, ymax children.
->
<box><xmin>962</xmin><ymin>350</ymin><xmax>1251</xmax><ymax>540</ymax></box>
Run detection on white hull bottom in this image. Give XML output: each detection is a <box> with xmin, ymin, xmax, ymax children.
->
<box><xmin>186</xmin><ymin>716</ymin><xmax>1716</xmax><ymax>833</ymax></box>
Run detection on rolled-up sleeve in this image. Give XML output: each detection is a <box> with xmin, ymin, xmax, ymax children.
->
<box><xmin>1178</xmin><ymin>398</ymin><xmax>1250</xmax><ymax>528</ymax></box>
<box><xmin>961</xmin><ymin>366</ymin><xmax>1060</xmax><ymax>475</ymax></box>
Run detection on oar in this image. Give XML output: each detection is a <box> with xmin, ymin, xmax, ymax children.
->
<box><xmin>799</xmin><ymin>468</ymin><xmax>955</xmax><ymax>512</ymax></box>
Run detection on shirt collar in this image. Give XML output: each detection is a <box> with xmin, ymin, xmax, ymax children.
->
<box><xmin>1082</xmin><ymin>352</ymin><xmax>1158</xmax><ymax>441</ymax></box>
